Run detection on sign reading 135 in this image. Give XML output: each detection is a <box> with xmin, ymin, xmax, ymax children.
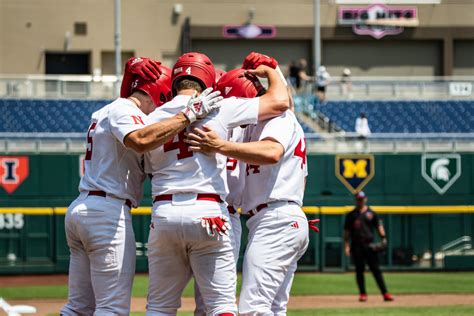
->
<box><xmin>0</xmin><ymin>213</ymin><xmax>24</xmax><ymax>229</ymax></box>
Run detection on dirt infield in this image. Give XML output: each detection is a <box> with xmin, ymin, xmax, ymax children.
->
<box><xmin>1</xmin><ymin>294</ymin><xmax>474</xmax><ymax>316</ymax></box>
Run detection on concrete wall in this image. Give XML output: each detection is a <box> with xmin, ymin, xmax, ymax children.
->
<box><xmin>1</xmin><ymin>0</ymin><xmax>473</xmax><ymax>75</ymax></box>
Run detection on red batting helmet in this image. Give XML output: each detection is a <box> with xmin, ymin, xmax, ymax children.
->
<box><xmin>171</xmin><ymin>52</ymin><xmax>216</xmax><ymax>95</ymax></box>
<box><xmin>132</xmin><ymin>65</ymin><xmax>172</xmax><ymax>107</ymax></box>
<box><xmin>217</xmin><ymin>68</ymin><xmax>265</xmax><ymax>98</ymax></box>
<box><xmin>215</xmin><ymin>69</ymin><xmax>227</xmax><ymax>83</ymax></box>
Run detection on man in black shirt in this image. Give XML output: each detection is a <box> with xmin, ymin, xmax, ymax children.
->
<box><xmin>344</xmin><ymin>191</ymin><xmax>394</xmax><ymax>302</ymax></box>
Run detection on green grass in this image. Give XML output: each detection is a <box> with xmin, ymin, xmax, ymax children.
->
<box><xmin>3</xmin><ymin>272</ymin><xmax>474</xmax><ymax>300</ymax></box>
<box><xmin>127</xmin><ymin>306</ymin><xmax>474</xmax><ymax>316</ymax></box>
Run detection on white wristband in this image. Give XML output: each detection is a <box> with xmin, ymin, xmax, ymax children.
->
<box><xmin>181</xmin><ymin>107</ymin><xmax>197</xmax><ymax>123</ymax></box>
<box><xmin>275</xmin><ymin>65</ymin><xmax>288</xmax><ymax>86</ymax></box>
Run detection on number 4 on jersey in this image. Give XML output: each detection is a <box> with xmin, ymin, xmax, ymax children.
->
<box><xmin>294</xmin><ymin>138</ymin><xmax>307</xmax><ymax>169</ymax></box>
<box><xmin>164</xmin><ymin>131</ymin><xmax>193</xmax><ymax>160</ymax></box>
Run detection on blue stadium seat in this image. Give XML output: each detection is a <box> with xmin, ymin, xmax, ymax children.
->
<box><xmin>315</xmin><ymin>100</ymin><xmax>474</xmax><ymax>133</ymax></box>
<box><xmin>0</xmin><ymin>98</ymin><xmax>317</xmax><ymax>134</ymax></box>
<box><xmin>0</xmin><ymin>99</ymin><xmax>110</xmax><ymax>133</ymax></box>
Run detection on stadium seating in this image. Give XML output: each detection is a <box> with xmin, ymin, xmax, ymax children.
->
<box><xmin>0</xmin><ymin>98</ymin><xmax>316</xmax><ymax>134</ymax></box>
<box><xmin>3</xmin><ymin>98</ymin><xmax>471</xmax><ymax>134</ymax></box>
<box><xmin>315</xmin><ymin>100</ymin><xmax>474</xmax><ymax>133</ymax></box>
<box><xmin>0</xmin><ymin>99</ymin><xmax>109</xmax><ymax>133</ymax></box>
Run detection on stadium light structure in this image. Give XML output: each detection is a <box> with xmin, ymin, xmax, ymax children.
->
<box><xmin>114</xmin><ymin>0</ymin><xmax>122</xmax><ymax>95</ymax></box>
<box><xmin>314</xmin><ymin>0</ymin><xmax>321</xmax><ymax>74</ymax></box>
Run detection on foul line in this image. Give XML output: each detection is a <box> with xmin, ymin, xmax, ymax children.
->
<box><xmin>0</xmin><ymin>205</ymin><xmax>473</xmax><ymax>215</ymax></box>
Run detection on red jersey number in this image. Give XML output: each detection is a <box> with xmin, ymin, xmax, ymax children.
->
<box><xmin>246</xmin><ymin>164</ymin><xmax>260</xmax><ymax>176</ymax></box>
<box><xmin>85</xmin><ymin>122</ymin><xmax>97</xmax><ymax>161</ymax></box>
<box><xmin>227</xmin><ymin>158</ymin><xmax>238</xmax><ymax>171</ymax></box>
<box><xmin>163</xmin><ymin>131</ymin><xmax>193</xmax><ymax>160</ymax></box>
<box><xmin>294</xmin><ymin>138</ymin><xmax>307</xmax><ymax>169</ymax></box>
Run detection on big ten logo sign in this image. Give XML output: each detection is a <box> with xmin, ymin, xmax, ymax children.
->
<box><xmin>339</xmin><ymin>4</ymin><xmax>418</xmax><ymax>39</ymax></box>
<box><xmin>0</xmin><ymin>156</ymin><xmax>29</xmax><ymax>195</ymax></box>
<box><xmin>335</xmin><ymin>155</ymin><xmax>375</xmax><ymax>193</ymax></box>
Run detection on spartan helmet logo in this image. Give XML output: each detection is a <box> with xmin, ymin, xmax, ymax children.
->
<box><xmin>422</xmin><ymin>154</ymin><xmax>461</xmax><ymax>195</ymax></box>
<box><xmin>430</xmin><ymin>158</ymin><xmax>451</xmax><ymax>182</ymax></box>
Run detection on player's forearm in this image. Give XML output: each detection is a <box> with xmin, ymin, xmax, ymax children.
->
<box><xmin>343</xmin><ymin>230</ymin><xmax>350</xmax><ymax>244</ymax></box>
<box><xmin>217</xmin><ymin>139</ymin><xmax>283</xmax><ymax>165</ymax></box>
<box><xmin>258</xmin><ymin>68</ymin><xmax>289</xmax><ymax>120</ymax></box>
<box><xmin>125</xmin><ymin>113</ymin><xmax>189</xmax><ymax>153</ymax></box>
<box><xmin>378</xmin><ymin>225</ymin><xmax>386</xmax><ymax>238</ymax></box>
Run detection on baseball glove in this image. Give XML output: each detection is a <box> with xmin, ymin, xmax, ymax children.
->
<box><xmin>369</xmin><ymin>238</ymin><xmax>388</xmax><ymax>252</ymax></box>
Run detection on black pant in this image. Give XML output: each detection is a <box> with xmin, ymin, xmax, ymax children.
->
<box><xmin>351</xmin><ymin>245</ymin><xmax>388</xmax><ymax>295</ymax></box>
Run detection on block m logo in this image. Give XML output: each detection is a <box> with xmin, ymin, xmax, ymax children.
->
<box><xmin>336</xmin><ymin>155</ymin><xmax>374</xmax><ymax>193</ymax></box>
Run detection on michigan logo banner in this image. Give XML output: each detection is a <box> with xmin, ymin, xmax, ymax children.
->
<box><xmin>335</xmin><ymin>155</ymin><xmax>375</xmax><ymax>194</ymax></box>
<box><xmin>0</xmin><ymin>156</ymin><xmax>29</xmax><ymax>195</ymax></box>
<box><xmin>422</xmin><ymin>154</ymin><xmax>461</xmax><ymax>195</ymax></box>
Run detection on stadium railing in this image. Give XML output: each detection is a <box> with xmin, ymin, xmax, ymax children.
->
<box><xmin>1</xmin><ymin>74</ymin><xmax>474</xmax><ymax>100</ymax></box>
<box><xmin>1</xmin><ymin>132</ymin><xmax>473</xmax><ymax>154</ymax></box>
<box><xmin>0</xmin><ymin>74</ymin><xmax>118</xmax><ymax>99</ymax></box>
<box><xmin>298</xmin><ymin>76</ymin><xmax>474</xmax><ymax>100</ymax></box>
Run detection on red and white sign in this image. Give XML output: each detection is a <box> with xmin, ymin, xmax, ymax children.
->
<box><xmin>339</xmin><ymin>4</ymin><xmax>418</xmax><ymax>39</ymax></box>
<box><xmin>223</xmin><ymin>24</ymin><xmax>277</xmax><ymax>39</ymax></box>
<box><xmin>0</xmin><ymin>156</ymin><xmax>29</xmax><ymax>194</ymax></box>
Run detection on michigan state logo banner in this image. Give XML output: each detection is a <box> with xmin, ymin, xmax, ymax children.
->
<box><xmin>0</xmin><ymin>156</ymin><xmax>30</xmax><ymax>194</ymax></box>
<box><xmin>335</xmin><ymin>155</ymin><xmax>375</xmax><ymax>194</ymax></box>
<box><xmin>422</xmin><ymin>154</ymin><xmax>461</xmax><ymax>195</ymax></box>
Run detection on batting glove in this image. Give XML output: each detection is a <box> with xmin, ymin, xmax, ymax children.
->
<box><xmin>242</xmin><ymin>52</ymin><xmax>278</xmax><ymax>70</ymax></box>
<box><xmin>201</xmin><ymin>216</ymin><xmax>231</xmax><ymax>237</ymax></box>
<box><xmin>181</xmin><ymin>88</ymin><xmax>223</xmax><ymax>123</ymax></box>
<box><xmin>308</xmin><ymin>219</ymin><xmax>321</xmax><ymax>233</ymax></box>
<box><xmin>126</xmin><ymin>57</ymin><xmax>162</xmax><ymax>81</ymax></box>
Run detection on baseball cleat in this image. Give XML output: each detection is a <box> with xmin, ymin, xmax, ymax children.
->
<box><xmin>383</xmin><ymin>292</ymin><xmax>394</xmax><ymax>301</ymax></box>
<box><xmin>359</xmin><ymin>293</ymin><xmax>368</xmax><ymax>302</ymax></box>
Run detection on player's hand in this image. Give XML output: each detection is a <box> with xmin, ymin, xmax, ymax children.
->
<box><xmin>242</xmin><ymin>52</ymin><xmax>278</xmax><ymax>70</ymax></box>
<box><xmin>345</xmin><ymin>244</ymin><xmax>351</xmax><ymax>257</ymax></box>
<box><xmin>185</xmin><ymin>125</ymin><xmax>224</xmax><ymax>154</ymax></box>
<box><xmin>181</xmin><ymin>88</ymin><xmax>223</xmax><ymax>123</ymax></box>
<box><xmin>125</xmin><ymin>57</ymin><xmax>162</xmax><ymax>81</ymax></box>
<box><xmin>245</xmin><ymin>65</ymin><xmax>274</xmax><ymax>79</ymax></box>
<box><xmin>308</xmin><ymin>219</ymin><xmax>320</xmax><ymax>233</ymax></box>
<box><xmin>201</xmin><ymin>216</ymin><xmax>231</xmax><ymax>237</ymax></box>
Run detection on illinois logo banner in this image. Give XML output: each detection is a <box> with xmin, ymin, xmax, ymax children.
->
<box><xmin>335</xmin><ymin>155</ymin><xmax>374</xmax><ymax>193</ymax></box>
<box><xmin>0</xmin><ymin>156</ymin><xmax>29</xmax><ymax>194</ymax></box>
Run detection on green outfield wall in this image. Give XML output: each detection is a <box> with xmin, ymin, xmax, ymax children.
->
<box><xmin>0</xmin><ymin>153</ymin><xmax>473</xmax><ymax>274</ymax></box>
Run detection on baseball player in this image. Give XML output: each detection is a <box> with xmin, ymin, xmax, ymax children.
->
<box><xmin>144</xmin><ymin>52</ymin><xmax>290</xmax><ymax>316</ymax></box>
<box><xmin>193</xmin><ymin>68</ymin><xmax>265</xmax><ymax>316</ymax></box>
<box><xmin>344</xmin><ymin>191</ymin><xmax>394</xmax><ymax>302</ymax></box>
<box><xmin>61</xmin><ymin>57</ymin><xmax>222</xmax><ymax>315</ymax></box>
<box><xmin>185</xmin><ymin>54</ymin><xmax>309</xmax><ymax>314</ymax></box>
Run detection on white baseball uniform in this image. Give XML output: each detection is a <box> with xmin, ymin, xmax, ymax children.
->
<box><xmin>194</xmin><ymin>127</ymin><xmax>246</xmax><ymax>316</ymax></box>
<box><xmin>239</xmin><ymin>110</ymin><xmax>309</xmax><ymax>316</ymax></box>
<box><xmin>61</xmin><ymin>98</ymin><xmax>146</xmax><ymax>316</ymax></box>
<box><xmin>144</xmin><ymin>95</ymin><xmax>259</xmax><ymax>316</ymax></box>
<box><xmin>224</xmin><ymin>127</ymin><xmax>246</xmax><ymax>258</ymax></box>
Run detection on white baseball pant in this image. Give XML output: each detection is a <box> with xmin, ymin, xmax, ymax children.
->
<box><xmin>60</xmin><ymin>193</ymin><xmax>136</xmax><ymax>316</ymax></box>
<box><xmin>146</xmin><ymin>197</ymin><xmax>237</xmax><ymax>316</ymax></box>
<box><xmin>239</xmin><ymin>203</ymin><xmax>309</xmax><ymax>316</ymax></box>
<box><xmin>194</xmin><ymin>210</ymin><xmax>242</xmax><ymax>315</ymax></box>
